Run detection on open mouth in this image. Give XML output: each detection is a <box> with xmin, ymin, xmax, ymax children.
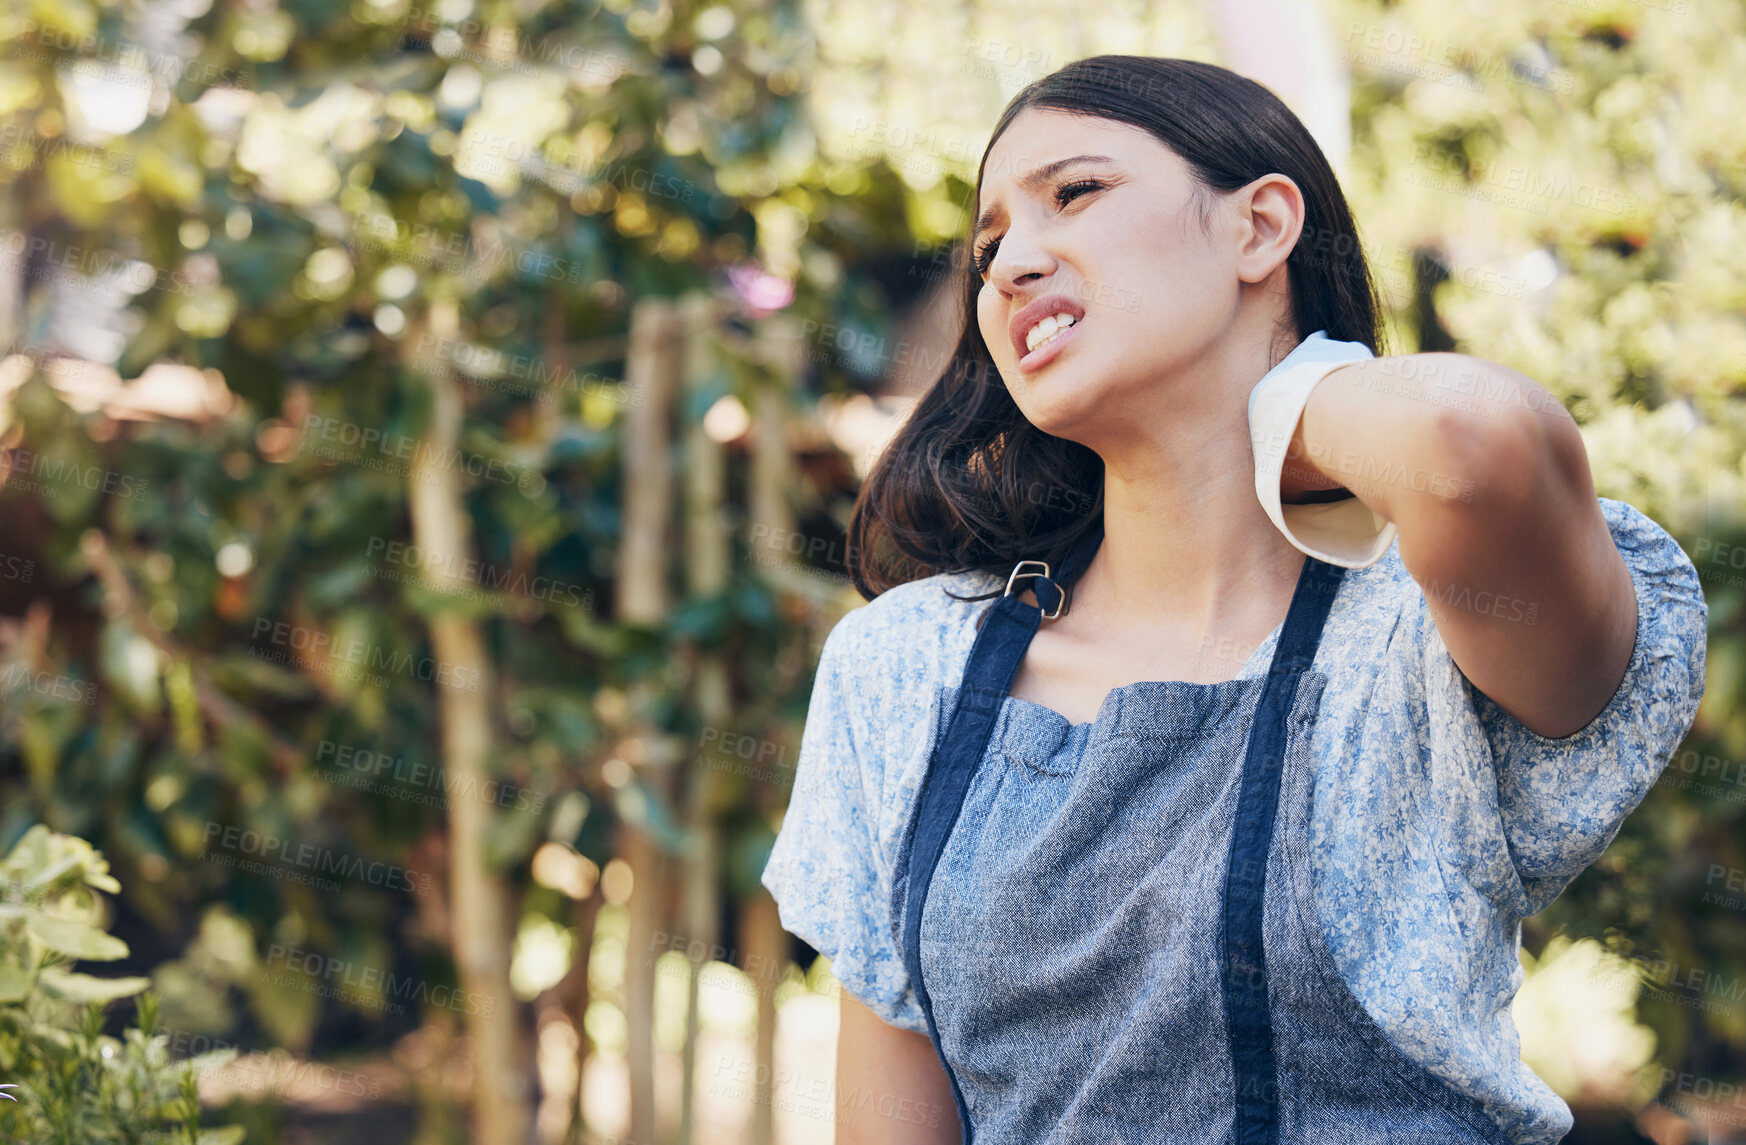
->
<box><xmin>1018</xmin><ymin>313</ymin><xmax>1081</xmax><ymax>371</ymax></box>
<box><xmin>1024</xmin><ymin>312</ymin><xmax>1078</xmax><ymax>354</ymax></box>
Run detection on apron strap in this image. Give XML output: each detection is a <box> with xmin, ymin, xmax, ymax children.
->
<box><xmin>903</xmin><ymin>588</ymin><xmax>1041</xmax><ymax>1141</ymax></box>
<box><xmin>899</xmin><ymin>523</ymin><xmax>1342</xmax><ymax>1145</ymax></box>
<box><xmin>1223</xmin><ymin>555</ymin><xmax>1346</xmax><ymax>1145</ymax></box>
<box><xmin>901</xmin><ymin>525</ymin><xmax>1103</xmax><ymax>1142</ymax></box>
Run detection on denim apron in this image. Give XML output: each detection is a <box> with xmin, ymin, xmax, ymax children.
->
<box><xmin>897</xmin><ymin>525</ymin><xmax>1512</xmax><ymax>1144</ymax></box>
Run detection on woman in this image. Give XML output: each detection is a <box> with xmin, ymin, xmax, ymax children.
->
<box><xmin>760</xmin><ymin>55</ymin><xmax>1706</xmax><ymax>1144</ymax></box>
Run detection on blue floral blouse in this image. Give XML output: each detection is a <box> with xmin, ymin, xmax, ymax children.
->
<box><xmin>761</xmin><ymin>497</ymin><xmax>1707</xmax><ymax>1143</ymax></box>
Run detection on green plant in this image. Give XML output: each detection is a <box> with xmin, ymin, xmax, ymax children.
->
<box><xmin>0</xmin><ymin>825</ymin><xmax>244</xmax><ymax>1145</ymax></box>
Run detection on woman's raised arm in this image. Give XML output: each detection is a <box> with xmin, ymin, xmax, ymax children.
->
<box><xmin>1285</xmin><ymin>352</ymin><xmax>1638</xmax><ymax>739</ymax></box>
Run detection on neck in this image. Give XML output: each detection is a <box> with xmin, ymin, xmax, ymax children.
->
<box><xmin>1072</xmin><ymin>323</ymin><xmax>1306</xmax><ymax>628</ymax></box>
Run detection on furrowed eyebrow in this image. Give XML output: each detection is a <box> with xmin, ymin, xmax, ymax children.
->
<box><xmin>973</xmin><ymin>154</ymin><xmax>1118</xmax><ymax>240</ymax></box>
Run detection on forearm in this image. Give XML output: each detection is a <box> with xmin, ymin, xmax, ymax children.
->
<box><xmin>1283</xmin><ymin>354</ymin><xmax>1554</xmax><ymax>517</ymax></box>
<box><xmin>1284</xmin><ymin>353</ymin><xmax>1637</xmax><ymax>737</ymax></box>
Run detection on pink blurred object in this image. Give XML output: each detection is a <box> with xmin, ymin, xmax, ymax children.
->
<box><xmin>727</xmin><ymin>262</ymin><xmax>794</xmax><ymax>315</ymax></box>
<box><xmin>1200</xmin><ymin>0</ymin><xmax>1350</xmax><ymax>176</ymax></box>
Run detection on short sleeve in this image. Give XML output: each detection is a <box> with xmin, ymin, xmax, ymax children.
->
<box><xmin>760</xmin><ymin>610</ymin><xmax>930</xmax><ymax>1033</ymax></box>
<box><xmin>1410</xmin><ymin>497</ymin><xmax>1707</xmax><ymax>917</ymax></box>
<box><xmin>1477</xmin><ymin>499</ymin><xmax>1706</xmax><ymax>911</ymax></box>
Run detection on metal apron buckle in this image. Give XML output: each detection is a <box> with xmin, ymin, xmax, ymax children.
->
<box><xmin>1004</xmin><ymin>559</ymin><xmax>1066</xmax><ymax>619</ymax></box>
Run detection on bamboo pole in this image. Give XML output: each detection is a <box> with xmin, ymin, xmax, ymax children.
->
<box><xmin>743</xmin><ymin>312</ymin><xmax>804</xmax><ymax>1145</ymax></box>
<box><xmin>0</xmin><ymin>166</ymin><xmax>22</xmax><ymax>364</ymax></box>
<box><xmin>559</xmin><ymin>891</ymin><xmax>603</xmax><ymax>1145</ymax></box>
<box><xmin>536</xmin><ymin>253</ymin><xmax>597</xmax><ymax>1144</ymax></box>
<box><xmin>616</xmin><ymin>297</ymin><xmax>686</xmax><ymax>1145</ymax></box>
<box><xmin>407</xmin><ymin>299</ymin><xmax>533</xmax><ymax>1145</ymax></box>
<box><xmin>617</xmin><ymin>297</ymin><xmax>683</xmax><ymax>625</ymax></box>
<box><xmin>750</xmin><ymin>315</ymin><xmax>800</xmax><ymax>562</ymax></box>
<box><xmin>679</xmin><ymin>290</ymin><xmax>729</xmax><ymax>1145</ymax></box>
<box><xmin>739</xmin><ymin>893</ymin><xmax>785</xmax><ymax>1145</ymax></box>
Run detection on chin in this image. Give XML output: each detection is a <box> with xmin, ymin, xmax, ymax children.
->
<box><xmin>1006</xmin><ymin>365</ymin><xmax>1109</xmax><ymax>436</ymax></box>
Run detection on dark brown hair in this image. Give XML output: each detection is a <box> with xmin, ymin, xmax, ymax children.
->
<box><xmin>846</xmin><ymin>54</ymin><xmax>1385</xmax><ymax>603</ymax></box>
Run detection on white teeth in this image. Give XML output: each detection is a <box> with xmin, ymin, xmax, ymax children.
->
<box><xmin>1024</xmin><ymin>311</ymin><xmax>1078</xmax><ymax>353</ymax></box>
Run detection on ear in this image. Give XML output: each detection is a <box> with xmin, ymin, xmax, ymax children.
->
<box><xmin>1232</xmin><ymin>173</ymin><xmax>1304</xmax><ymax>285</ymax></box>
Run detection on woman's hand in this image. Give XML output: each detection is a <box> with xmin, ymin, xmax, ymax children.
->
<box><xmin>836</xmin><ymin>994</ymin><xmax>963</xmax><ymax>1144</ymax></box>
<box><xmin>1286</xmin><ymin>352</ymin><xmax>1638</xmax><ymax>739</ymax></box>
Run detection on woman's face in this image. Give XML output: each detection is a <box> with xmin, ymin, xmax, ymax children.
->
<box><xmin>971</xmin><ymin>107</ymin><xmax>1281</xmax><ymax>440</ymax></box>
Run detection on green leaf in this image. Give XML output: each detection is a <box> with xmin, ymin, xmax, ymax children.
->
<box><xmin>26</xmin><ymin>914</ymin><xmax>130</xmax><ymax>961</ymax></box>
<box><xmin>36</xmin><ymin>968</ymin><xmax>151</xmax><ymax>1003</ymax></box>
<box><xmin>0</xmin><ymin>958</ymin><xmax>32</xmax><ymax>1003</ymax></box>
<box><xmin>85</xmin><ymin>872</ymin><xmax>122</xmax><ymax>894</ymax></box>
<box><xmin>19</xmin><ymin>852</ymin><xmax>84</xmax><ymax>895</ymax></box>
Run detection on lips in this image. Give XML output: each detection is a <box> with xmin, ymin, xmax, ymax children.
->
<box><xmin>1008</xmin><ymin>293</ymin><xmax>1087</xmax><ymax>364</ymax></box>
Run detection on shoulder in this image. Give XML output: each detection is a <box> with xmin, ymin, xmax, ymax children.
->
<box><xmin>823</xmin><ymin>568</ymin><xmax>1004</xmax><ymax>687</ymax></box>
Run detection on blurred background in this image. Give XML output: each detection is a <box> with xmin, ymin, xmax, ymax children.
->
<box><xmin>0</xmin><ymin>0</ymin><xmax>1743</xmax><ymax>1141</ymax></box>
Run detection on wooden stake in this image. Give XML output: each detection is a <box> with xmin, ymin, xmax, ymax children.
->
<box><xmin>407</xmin><ymin>300</ymin><xmax>533</xmax><ymax>1145</ymax></box>
<box><xmin>616</xmin><ymin>297</ymin><xmax>686</xmax><ymax>1145</ymax></box>
<box><xmin>679</xmin><ymin>290</ymin><xmax>728</xmax><ymax>1145</ymax></box>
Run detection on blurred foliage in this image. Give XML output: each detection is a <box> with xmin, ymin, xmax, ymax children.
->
<box><xmin>0</xmin><ymin>0</ymin><xmax>903</xmax><ymax>1096</ymax></box>
<box><xmin>1320</xmin><ymin>0</ymin><xmax>1746</xmax><ymax>1082</ymax></box>
<box><xmin>0</xmin><ymin>0</ymin><xmax>1740</xmax><ymax>1128</ymax></box>
<box><xmin>0</xmin><ymin>826</ymin><xmax>242</xmax><ymax>1143</ymax></box>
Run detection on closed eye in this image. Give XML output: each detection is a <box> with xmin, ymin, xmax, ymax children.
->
<box><xmin>971</xmin><ymin>178</ymin><xmax>1109</xmax><ymax>277</ymax></box>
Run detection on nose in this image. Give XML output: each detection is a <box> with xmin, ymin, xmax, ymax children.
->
<box><xmin>987</xmin><ymin>227</ymin><xmax>1055</xmax><ymax>298</ymax></box>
